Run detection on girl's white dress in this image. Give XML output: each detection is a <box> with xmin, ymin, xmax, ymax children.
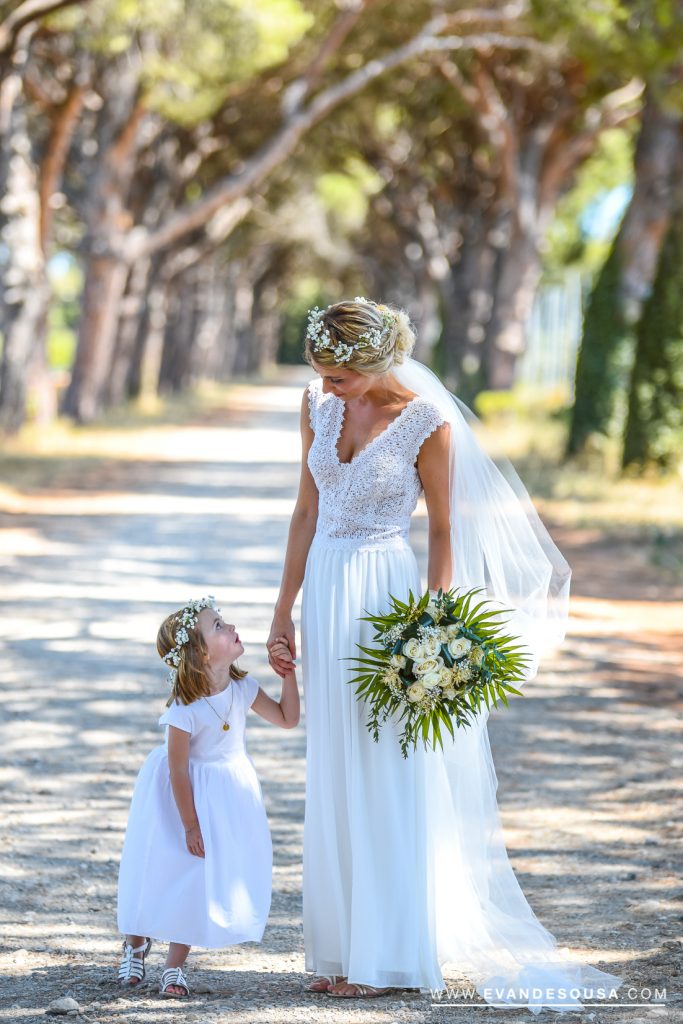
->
<box><xmin>117</xmin><ymin>675</ymin><xmax>271</xmax><ymax>948</ymax></box>
<box><xmin>301</xmin><ymin>378</ymin><xmax>621</xmax><ymax>1013</ymax></box>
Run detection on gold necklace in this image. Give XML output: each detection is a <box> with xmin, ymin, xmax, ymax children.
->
<box><xmin>202</xmin><ymin>685</ymin><xmax>234</xmax><ymax>731</ymax></box>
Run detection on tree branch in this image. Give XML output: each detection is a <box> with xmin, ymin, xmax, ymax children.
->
<box><xmin>128</xmin><ymin>18</ymin><xmax>565</xmax><ymax>261</ymax></box>
<box><xmin>38</xmin><ymin>75</ymin><xmax>86</xmax><ymax>250</ymax></box>
<box><xmin>282</xmin><ymin>0</ymin><xmax>377</xmax><ymax>116</ymax></box>
<box><xmin>0</xmin><ymin>0</ymin><xmax>87</xmax><ymax>58</ymax></box>
<box><xmin>539</xmin><ymin>78</ymin><xmax>644</xmax><ymax>212</ymax></box>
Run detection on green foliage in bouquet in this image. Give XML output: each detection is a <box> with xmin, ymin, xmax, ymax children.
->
<box><xmin>347</xmin><ymin>587</ymin><xmax>529</xmax><ymax>759</ymax></box>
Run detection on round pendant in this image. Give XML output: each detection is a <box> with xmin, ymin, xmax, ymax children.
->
<box><xmin>223</xmin><ymin>723</ymin><xmax>230</xmax><ymax>731</ymax></box>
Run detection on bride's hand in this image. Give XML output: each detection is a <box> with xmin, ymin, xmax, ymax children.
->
<box><xmin>267</xmin><ymin>616</ymin><xmax>296</xmax><ymax>676</ymax></box>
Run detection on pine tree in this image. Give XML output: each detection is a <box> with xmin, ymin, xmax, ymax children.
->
<box><xmin>567</xmin><ymin>243</ymin><xmax>631</xmax><ymax>455</ymax></box>
<box><xmin>622</xmin><ymin>205</ymin><xmax>683</xmax><ymax>471</ymax></box>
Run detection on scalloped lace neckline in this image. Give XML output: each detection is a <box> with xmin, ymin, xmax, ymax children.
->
<box><xmin>332</xmin><ymin>392</ymin><xmax>421</xmax><ymax>466</ymax></box>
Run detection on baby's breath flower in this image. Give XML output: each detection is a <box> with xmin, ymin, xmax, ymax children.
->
<box><xmin>379</xmin><ymin>623</ymin><xmax>404</xmax><ymax>649</ymax></box>
<box><xmin>163</xmin><ymin>595</ymin><xmax>219</xmax><ymax>678</ymax></box>
<box><xmin>306</xmin><ymin>300</ymin><xmax>395</xmax><ymax>363</ymax></box>
<box><xmin>417</xmin><ymin>624</ymin><xmax>441</xmax><ymax>643</ymax></box>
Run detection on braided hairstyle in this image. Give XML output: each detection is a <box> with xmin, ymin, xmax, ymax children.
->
<box><xmin>304</xmin><ymin>298</ymin><xmax>416</xmax><ymax>374</ymax></box>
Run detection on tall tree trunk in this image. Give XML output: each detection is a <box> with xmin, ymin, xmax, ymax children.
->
<box><xmin>125</xmin><ymin>256</ymin><xmax>169</xmax><ymax>400</ymax></box>
<box><xmin>105</xmin><ymin>254</ymin><xmax>152</xmax><ymax>407</ymax></box>
<box><xmin>566</xmin><ymin>244</ymin><xmax>628</xmax><ymax>456</ymax></box>
<box><xmin>190</xmin><ymin>256</ymin><xmax>235</xmax><ymax>381</ymax></box>
<box><xmin>441</xmin><ymin>208</ymin><xmax>498</xmax><ymax>397</ymax></box>
<box><xmin>61</xmin><ymin>60</ymin><xmax>144</xmax><ymax>422</ymax></box>
<box><xmin>158</xmin><ymin>265</ymin><xmax>201</xmax><ymax>394</ymax></box>
<box><xmin>622</xmin><ymin>203</ymin><xmax>683</xmax><ymax>472</ymax></box>
<box><xmin>485</xmin><ymin>222</ymin><xmax>543</xmax><ymax>390</ymax></box>
<box><xmin>568</xmin><ymin>94</ymin><xmax>683</xmax><ymax>456</ymax></box>
<box><xmin>0</xmin><ymin>22</ymin><xmax>50</xmax><ymax>433</ymax></box>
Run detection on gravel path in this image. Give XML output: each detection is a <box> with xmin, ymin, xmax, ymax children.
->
<box><xmin>1</xmin><ymin>369</ymin><xmax>681</xmax><ymax>1024</ymax></box>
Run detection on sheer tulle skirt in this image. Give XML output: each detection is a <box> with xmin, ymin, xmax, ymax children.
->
<box><xmin>301</xmin><ymin>535</ymin><xmax>622</xmax><ymax>1011</ymax></box>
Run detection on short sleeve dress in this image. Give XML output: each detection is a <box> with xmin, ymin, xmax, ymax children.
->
<box><xmin>300</xmin><ymin>376</ymin><xmax>622</xmax><ymax>1010</ymax></box>
<box><xmin>117</xmin><ymin>674</ymin><xmax>271</xmax><ymax>948</ymax></box>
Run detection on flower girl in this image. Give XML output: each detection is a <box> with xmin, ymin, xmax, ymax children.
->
<box><xmin>116</xmin><ymin>596</ymin><xmax>299</xmax><ymax>998</ymax></box>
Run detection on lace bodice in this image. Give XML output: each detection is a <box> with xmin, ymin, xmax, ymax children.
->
<box><xmin>306</xmin><ymin>377</ymin><xmax>446</xmax><ymax>549</ymax></box>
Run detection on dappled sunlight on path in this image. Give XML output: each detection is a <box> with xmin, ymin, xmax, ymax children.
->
<box><xmin>1</xmin><ymin>370</ymin><xmax>681</xmax><ymax>1022</ymax></box>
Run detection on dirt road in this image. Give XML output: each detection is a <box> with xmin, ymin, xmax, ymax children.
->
<box><xmin>1</xmin><ymin>371</ymin><xmax>681</xmax><ymax>1023</ymax></box>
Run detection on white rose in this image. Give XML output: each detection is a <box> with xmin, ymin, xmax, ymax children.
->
<box><xmin>426</xmin><ymin>600</ymin><xmax>444</xmax><ymax>622</ymax></box>
<box><xmin>382</xmin><ymin>668</ymin><xmax>401</xmax><ymax>687</ymax></box>
<box><xmin>438</xmin><ymin>666</ymin><xmax>453</xmax><ymax>686</ymax></box>
<box><xmin>413</xmin><ymin>656</ymin><xmax>444</xmax><ymax>677</ymax></box>
<box><xmin>407</xmin><ymin>682</ymin><xmax>426</xmax><ymax>703</ymax></box>
<box><xmin>441</xmin><ymin>685</ymin><xmax>456</xmax><ymax>700</ymax></box>
<box><xmin>421</xmin><ymin>671</ymin><xmax>443</xmax><ymax>690</ymax></box>
<box><xmin>469</xmin><ymin>646</ymin><xmax>485</xmax><ymax>666</ymax></box>
<box><xmin>421</xmin><ymin>635</ymin><xmax>442</xmax><ymax>657</ymax></box>
<box><xmin>445</xmin><ymin>623</ymin><xmax>462</xmax><ymax>640</ymax></box>
<box><xmin>403</xmin><ymin>638</ymin><xmax>425</xmax><ymax>661</ymax></box>
<box><xmin>448</xmin><ymin>637</ymin><xmax>472</xmax><ymax>659</ymax></box>
<box><xmin>390</xmin><ymin>653</ymin><xmax>407</xmax><ymax>669</ymax></box>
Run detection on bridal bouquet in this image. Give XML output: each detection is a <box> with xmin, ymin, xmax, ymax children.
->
<box><xmin>347</xmin><ymin>587</ymin><xmax>529</xmax><ymax>758</ymax></box>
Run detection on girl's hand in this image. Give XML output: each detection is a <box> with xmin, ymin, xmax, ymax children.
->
<box><xmin>267</xmin><ymin>617</ymin><xmax>296</xmax><ymax>675</ymax></box>
<box><xmin>270</xmin><ymin>637</ymin><xmax>295</xmax><ymax>677</ymax></box>
<box><xmin>185</xmin><ymin>823</ymin><xmax>205</xmax><ymax>858</ymax></box>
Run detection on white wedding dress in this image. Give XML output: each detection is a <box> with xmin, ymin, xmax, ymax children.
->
<box><xmin>300</xmin><ymin>376</ymin><xmax>622</xmax><ymax>1012</ymax></box>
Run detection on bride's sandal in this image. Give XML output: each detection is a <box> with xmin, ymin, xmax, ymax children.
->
<box><xmin>307</xmin><ymin>975</ymin><xmax>344</xmax><ymax>993</ymax></box>
<box><xmin>327</xmin><ymin>982</ymin><xmax>392</xmax><ymax>999</ymax></box>
<box><xmin>159</xmin><ymin>966</ymin><xmax>190</xmax><ymax>999</ymax></box>
<box><xmin>118</xmin><ymin>938</ymin><xmax>152</xmax><ymax>987</ymax></box>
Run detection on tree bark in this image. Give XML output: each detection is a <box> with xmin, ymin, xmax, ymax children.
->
<box><xmin>485</xmin><ymin>222</ymin><xmax>543</xmax><ymax>390</ymax></box>
<box><xmin>61</xmin><ymin>61</ymin><xmax>145</xmax><ymax>422</ymax></box>
<box><xmin>105</xmin><ymin>253</ymin><xmax>152</xmax><ymax>407</ymax></box>
<box><xmin>0</xmin><ymin>21</ymin><xmax>50</xmax><ymax>433</ymax></box>
<box><xmin>568</xmin><ymin>93</ymin><xmax>683</xmax><ymax>456</ymax></box>
<box><xmin>0</xmin><ymin>0</ymin><xmax>88</xmax><ymax>63</ymax></box>
<box><xmin>439</xmin><ymin>61</ymin><xmax>641</xmax><ymax>392</ymax></box>
<box><xmin>158</xmin><ymin>265</ymin><xmax>201</xmax><ymax>393</ymax></box>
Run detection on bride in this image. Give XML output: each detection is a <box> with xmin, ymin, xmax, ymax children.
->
<box><xmin>266</xmin><ymin>297</ymin><xmax>622</xmax><ymax>1012</ymax></box>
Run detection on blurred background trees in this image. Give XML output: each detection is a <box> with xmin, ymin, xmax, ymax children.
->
<box><xmin>0</xmin><ymin>0</ymin><xmax>681</xmax><ymax>476</ymax></box>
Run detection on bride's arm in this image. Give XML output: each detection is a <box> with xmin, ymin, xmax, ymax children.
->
<box><xmin>417</xmin><ymin>422</ymin><xmax>453</xmax><ymax>592</ymax></box>
<box><xmin>267</xmin><ymin>390</ymin><xmax>319</xmax><ymax>674</ymax></box>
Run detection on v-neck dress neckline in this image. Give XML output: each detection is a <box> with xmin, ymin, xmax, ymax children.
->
<box><xmin>331</xmin><ymin>393</ymin><xmax>421</xmax><ymax>467</ymax></box>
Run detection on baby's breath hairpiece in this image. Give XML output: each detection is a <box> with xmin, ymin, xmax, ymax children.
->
<box><xmin>164</xmin><ymin>595</ymin><xmax>219</xmax><ymax>685</ymax></box>
<box><xmin>306</xmin><ymin>297</ymin><xmax>396</xmax><ymax>364</ymax></box>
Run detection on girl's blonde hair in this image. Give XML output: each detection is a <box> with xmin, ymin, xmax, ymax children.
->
<box><xmin>304</xmin><ymin>298</ymin><xmax>416</xmax><ymax>374</ymax></box>
<box><xmin>157</xmin><ymin>609</ymin><xmax>247</xmax><ymax>707</ymax></box>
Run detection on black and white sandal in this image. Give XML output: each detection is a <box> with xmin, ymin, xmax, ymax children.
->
<box><xmin>118</xmin><ymin>937</ymin><xmax>152</xmax><ymax>987</ymax></box>
<box><xmin>159</xmin><ymin>965</ymin><xmax>190</xmax><ymax>999</ymax></box>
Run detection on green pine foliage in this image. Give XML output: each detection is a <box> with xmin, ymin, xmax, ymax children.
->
<box><xmin>567</xmin><ymin>242</ymin><xmax>634</xmax><ymax>456</ymax></box>
<box><xmin>622</xmin><ymin>206</ymin><xmax>683</xmax><ymax>471</ymax></box>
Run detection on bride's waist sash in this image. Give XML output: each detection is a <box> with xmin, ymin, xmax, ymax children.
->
<box><xmin>310</xmin><ymin>529</ymin><xmax>410</xmax><ymax>554</ymax></box>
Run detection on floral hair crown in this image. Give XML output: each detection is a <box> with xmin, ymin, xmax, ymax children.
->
<box><xmin>306</xmin><ymin>296</ymin><xmax>396</xmax><ymax>364</ymax></box>
<box><xmin>164</xmin><ymin>595</ymin><xmax>219</xmax><ymax>685</ymax></box>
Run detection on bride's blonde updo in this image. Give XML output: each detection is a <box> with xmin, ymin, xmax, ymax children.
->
<box><xmin>304</xmin><ymin>297</ymin><xmax>416</xmax><ymax>374</ymax></box>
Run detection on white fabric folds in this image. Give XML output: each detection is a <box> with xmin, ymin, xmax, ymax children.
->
<box><xmin>391</xmin><ymin>357</ymin><xmax>621</xmax><ymax>1011</ymax></box>
<box><xmin>301</xmin><ymin>364</ymin><xmax>622</xmax><ymax>1013</ymax></box>
<box><xmin>394</xmin><ymin>357</ymin><xmax>572</xmax><ymax>681</ymax></box>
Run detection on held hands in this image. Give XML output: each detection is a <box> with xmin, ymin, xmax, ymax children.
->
<box><xmin>185</xmin><ymin>822</ymin><xmax>205</xmax><ymax>858</ymax></box>
<box><xmin>267</xmin><ymin>618</ymin><xmax>296</xmax><ymax>677</ymax></box>
<box><xmin>269</xmin><ymin>636</ymin><xmax>296</xmax><ymax>678</ymax></box>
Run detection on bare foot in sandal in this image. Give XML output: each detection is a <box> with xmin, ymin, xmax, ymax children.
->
<box><xmin>308</xmin><ymin>975</ymin><xmax>346</xmax><ymax>993</ymax></box>
<box><xmin>327</xmin><ymin>981</ymin><xmax>393</xmax><ymax>998</ymax></box>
